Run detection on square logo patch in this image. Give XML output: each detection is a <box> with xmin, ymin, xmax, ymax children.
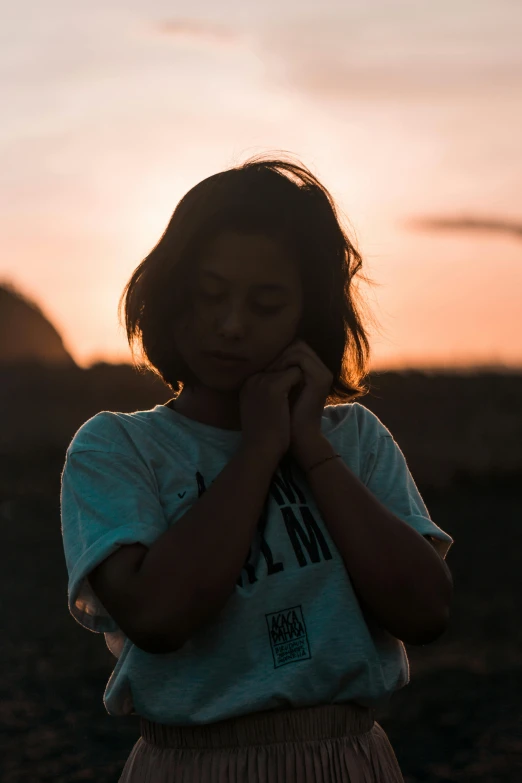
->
<box><xmin>266</xmin><ymin>605</ymin><xmax>312</xmax><ymax>668</ymax></box>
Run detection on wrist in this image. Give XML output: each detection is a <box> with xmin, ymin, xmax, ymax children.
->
<box><xmin>291</xmin><ymin>434</ymin><xmax>335</xmax><ymax>471</ymax></box>
<box><xmin>240</xmin><ymin>439</ymin><xmax>285</xmax><ymax>469</ymax></box>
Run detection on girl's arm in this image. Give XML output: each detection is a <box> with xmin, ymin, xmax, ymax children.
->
<box><xmin>133</xmin><ymin>442</ymin><xmax>281</xmax><ymax>653</ymax></box>
<box><xmin>292</xmin><ymin>434</ymin><xmax>453</xmax><ymax>646</ymax></box>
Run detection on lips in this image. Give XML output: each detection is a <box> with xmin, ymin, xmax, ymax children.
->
<box><xmin>204</xmin><ymin>351</ymin><xmax>247</xmax><ymax>361</ymax></box>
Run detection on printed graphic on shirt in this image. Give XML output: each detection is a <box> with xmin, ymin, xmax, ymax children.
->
<box><xmin>192</xmin><ymin>455</ymin><xmax>334</xmax><ymax>588</ymax></box>
<box><xmin>266</xmin><ymin>605</ymin><xmax>311</xmax><ymax>668</ymax></box>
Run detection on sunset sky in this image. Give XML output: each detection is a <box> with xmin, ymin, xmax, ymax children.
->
<box><xmin>2</xmin><ymin>0</ymin><xmax>521</xmax><ymax>370</ymax></box>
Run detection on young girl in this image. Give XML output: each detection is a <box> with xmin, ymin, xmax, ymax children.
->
<box><xmin>61</xmin><ymin>153</ymin><xmax>454</xmax><ymax>782</ymax></box>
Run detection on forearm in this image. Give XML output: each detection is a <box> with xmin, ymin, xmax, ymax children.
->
<box><xmin>293</xmin><ymin>436</ymin><xmax>453</xmax><ymax>645</ymax></box>
<box><xmin>137</xmin><ymin>442</ymin><xmax>280</xmax><ymax>651</ymax></box>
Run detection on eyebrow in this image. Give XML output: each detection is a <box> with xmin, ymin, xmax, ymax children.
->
<box><xmin>200</xmin><ymin>270</ymin><xmax>290</xmax><ymax>293</ymax></box>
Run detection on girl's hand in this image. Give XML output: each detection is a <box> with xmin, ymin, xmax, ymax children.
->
<box><xmin>239</xmin><ymin>365</ymin><xmax>304</xmax><ymax>462</ymax></box>
<box><xmin>263</xmin><ymin>339</ymin><xmax>333</xmax><ymax>457</ymax></box>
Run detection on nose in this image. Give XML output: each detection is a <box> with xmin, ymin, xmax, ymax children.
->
<box><xmin>216</xmin><ymin>305</ymin><xmax>247</xmax><ymax>338</ymax></box>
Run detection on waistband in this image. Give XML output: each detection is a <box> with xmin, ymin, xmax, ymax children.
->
<box><xmin>140</xmin><ymin>702</ymin><xmax>375</xmax><ymax>749</ymax></box>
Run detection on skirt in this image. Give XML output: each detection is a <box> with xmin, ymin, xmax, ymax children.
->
<box><xmin>118</xmin><ymin>702</ymin><xmax>405</xmax><ymax>782</ymax></box>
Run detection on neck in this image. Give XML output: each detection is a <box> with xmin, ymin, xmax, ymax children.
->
<box><xmin>172</xmin><ymin>386</ymin><xmax>242</xmax><ymax>431</ymax></box>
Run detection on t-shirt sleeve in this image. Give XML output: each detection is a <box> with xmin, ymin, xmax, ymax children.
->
<box><xmin>362</xmin><ymin>433</ymin><xmax>454</xmax><ymax>560</ymax></box>
<box><xmin>61</xmin><ymin>429</ymin><xmax>169</xmax><ymax>635</ymax></box>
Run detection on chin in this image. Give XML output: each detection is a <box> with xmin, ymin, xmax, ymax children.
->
<box><xmin>205</xmin><ymin>376</ymin><xmax>244</xmax><ymax>392</ymax></box>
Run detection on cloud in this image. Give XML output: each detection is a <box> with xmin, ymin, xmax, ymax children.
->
<box><xmin>249</xmin><ymin>8</ymin><xmax>522</xmax><ymax>103</ymax></box>
<box><xmin>406</xmin><ymin>216</ymin><xmax>522</xmax><ymax>240</ymax></box>
<box><xmin>153</xmin><ymin>18</ymin><xmax>241</xmax><ymax>46</ymax></box>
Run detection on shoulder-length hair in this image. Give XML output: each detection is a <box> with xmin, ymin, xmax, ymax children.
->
<box><xmin>119</xmin><ymin>151</ymin><xmax>379</xmax><ymax>404</ymax></box>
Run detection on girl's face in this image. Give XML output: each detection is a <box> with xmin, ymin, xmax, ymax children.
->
<box><xmin>173</xmin><ymin>230</ymin><xmax>304</xmax><ymax>391</ymax></box>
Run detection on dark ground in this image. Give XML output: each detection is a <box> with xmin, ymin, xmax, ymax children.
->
<box><xmin>1</xmin><ymin>365</ymin><xmax>521</xmax><ymax>782</ymax></box>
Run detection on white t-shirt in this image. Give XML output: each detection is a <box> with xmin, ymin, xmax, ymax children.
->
<box><xmin>60</xmin><ymin>400</ymin><xmax>453</xmax><ymax>725</ymax></box>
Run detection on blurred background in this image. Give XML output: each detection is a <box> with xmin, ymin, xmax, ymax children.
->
<box><xmin>1</xmin><ymin>1</ymin><xmax>521</xmax><ymax>780</ymax></box>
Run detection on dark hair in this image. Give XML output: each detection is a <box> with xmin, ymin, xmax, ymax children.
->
<box><xmin>118</xmin><ymin>151</ymin><xmax>380</xmax><ymax>404</ymax></box>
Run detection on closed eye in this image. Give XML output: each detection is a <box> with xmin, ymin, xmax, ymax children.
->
<box><xmin>198</xmin><ymin>291</ymin><xmax>283</xmax><ymax>315</ymax></box>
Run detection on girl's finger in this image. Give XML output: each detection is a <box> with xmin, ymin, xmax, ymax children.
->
<box><xmin>276</xmin><ymin>360</ymin><xmax>305</xmax><ymax>374</ymax></box>
<box><xmin>266</xmin><ymin>354</ymin><xmax>296</xmax><ymax>371</ymax></box>
<box><xmin>268</xmin><ymin>347</ymin><xmax>302</xmax><ymax>367</ymax></box>
<box><xmin>266</xmin><ymin>345</ymin><xmax>317</xmax><ymax>373</ymax></box>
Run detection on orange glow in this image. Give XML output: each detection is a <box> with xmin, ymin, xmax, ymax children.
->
<box><xmin>1</xmin><ymin>2</ymin><xmax>521</xmax><ymax>370</ymax></box>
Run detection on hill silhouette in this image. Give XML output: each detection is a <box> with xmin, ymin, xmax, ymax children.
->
<box><xmin>0</xmin><ymin>281</ymin><xmax>75</xmax><ymax>366</ymax></box>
